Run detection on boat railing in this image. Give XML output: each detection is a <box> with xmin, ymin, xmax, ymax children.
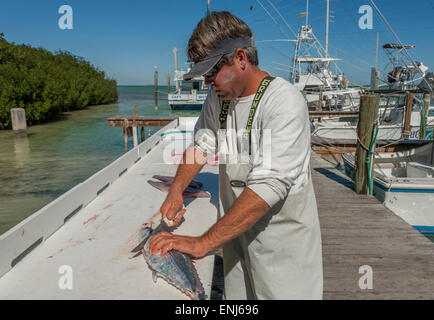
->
<box><xmin>0</xmin><ymin>119</ymin><xmax>179</xmax><ymax>279</ymax></box>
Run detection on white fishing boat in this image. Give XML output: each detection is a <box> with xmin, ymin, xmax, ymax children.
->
<box><xmin>289</xmin><ymin>1</ymin><xmax>360</xmax><ymax>111</ymax></box>
<box><xmin>310</xmin><ymin>41</ymin><xmax>434</xmax><ymax>144</ymax></box>
<box><xmin>342</xmin><ymin>141</ymin><xmax>434</xmax><ymax>236</ymax></box>
<box><xmin>312</xmin><ymin>104</ymin><xmax>434</xmax><ymax>144</ymax></box>
<box><xmin>0</xmin><ymin>117</ymin><xmax>218</xmax><ymax>299</ymax></box>
<box><xmin>167</xmin><ymin>49</ymin><xmax>208</xmax><ymax>111</ymax></box>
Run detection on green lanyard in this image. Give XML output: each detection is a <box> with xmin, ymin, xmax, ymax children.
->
<box><xmin>219</xmin><ymin>75</ymin><xmax>275</xmax><ymax>154</ymax></box>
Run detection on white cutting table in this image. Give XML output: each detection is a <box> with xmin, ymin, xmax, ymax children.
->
<box><xmin>0</xmin><ymin>118</ymin><xmax>219</xmax><ymax>299</ymax></box>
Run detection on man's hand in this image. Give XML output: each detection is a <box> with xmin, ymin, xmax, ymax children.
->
<box><xmin>159</xmin><ymin>190</ymin><xmax>186</xmax><ymax>227</ymax></box>
<box><xmin>149</xmin><ymin>233</ymin><xmax>210</xmax><ymax>258</ymax></box>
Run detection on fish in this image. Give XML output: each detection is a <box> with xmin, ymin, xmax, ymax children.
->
<box><xmin>152</xmin><ymin>175</ymin><xmax>203</xmax><ymax>190</ymax></box>
<box><xmin>147</xmin><ymin>180</ymin><xmax>210</xmax><ymax>198</ymax></box>
<box><xmin>133</xmin><ymin>222</ymin><xmax>207</xmax><ymax>300</ymax></box>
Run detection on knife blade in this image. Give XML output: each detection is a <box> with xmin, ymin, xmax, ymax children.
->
<box><xmin>130</xmin><ymin>219</ymin><xmax>169</xmax><ymax>253</ymax></box>
<box><xmin>130</xmin><ymin>205</ymin><xmax>185</xmax><ymax>253</ymax></box>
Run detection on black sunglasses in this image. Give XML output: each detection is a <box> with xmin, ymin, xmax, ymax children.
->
<box><xmin>203</xmin><ymin>56</ymin><xmax>227</xmax><ymax>78</ymax></box>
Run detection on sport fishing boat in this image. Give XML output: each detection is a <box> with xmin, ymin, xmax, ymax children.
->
<box><xmin>311</xmin><ymin>102</ymin><xmax>434</xmax><ymax>144</ymax></box>
<box><xmin>289</xmin><ymin>0</ymin><xmax>360</xmax><ymax>111</ymax></box>
<box><xmin>311</xmin><ymin>42</ymin><xmax>434</xmax><ymax>144</ymax></box>
<box><xmin>342</xmin><ymin>141</ymin><xmax>434</xmax><ymax>236</ymax></box>
<box><xmin>167</xmin><ymin>48</ymin><xmax>208</xmax><ymax>111</ymax></box>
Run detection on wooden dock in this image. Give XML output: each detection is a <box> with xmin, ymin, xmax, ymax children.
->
<box><xmin>311</xmin><ymin>151</ymin><xmax>434</xmax><ymax>299</ymax></box>
<box><xmin>107</xmin><ymin>115</ymin><xmax>178</xmax><ymax>128</ymax></box>
<box><xmin>309</xmin><ymin>110</ymin><xmax>359</xmax><ymax>119</ymax></box>
<box><xmin>107</xmin><ymin>114</ymin><xmax>179</xmax><ymax>151</ymax></box>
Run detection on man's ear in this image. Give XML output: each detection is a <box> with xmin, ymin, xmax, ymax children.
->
<box><xmin>235</xmin><ymin>48</ymin><xmax>248</xmax><ymax>70</ymax></box>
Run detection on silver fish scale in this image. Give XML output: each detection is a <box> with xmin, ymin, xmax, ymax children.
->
<box><xmin>140</xmin><ymin>227</ymin><xmax>206</xmax><ymax>300</ymax></box>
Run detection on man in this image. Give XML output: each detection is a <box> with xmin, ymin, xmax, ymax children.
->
<box><xmin>149</xmin><ymin>11</ymin><xmax>323</xmax><ymax>299</ymax></box>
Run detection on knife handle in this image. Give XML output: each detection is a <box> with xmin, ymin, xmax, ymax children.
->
<box><xmin>163</xmin><ymin>204</ymin><xmax>186</xmax><ymax>226</ymax></box>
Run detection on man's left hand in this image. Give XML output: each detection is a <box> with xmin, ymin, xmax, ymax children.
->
<box><xmin>148</xmin><ymin>232</ymin><xmax>210</xmax><ymax>258</ymax></box>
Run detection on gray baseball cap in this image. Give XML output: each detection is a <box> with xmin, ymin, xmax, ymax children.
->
<box><xmin>183</xmin><ymin>36</ymin><xmax>251</xmax><ymax>81</ymax></box>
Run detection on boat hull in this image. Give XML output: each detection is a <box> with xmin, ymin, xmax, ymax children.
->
<box><xmin>342</xmin><ymin>153</ymin><xmax>434</xmax><ymax>234</ymax></box>
<box><xmin>169</xmin><ymin>103</ymin><xmax>203</xmax><ymax>111</ymax></box>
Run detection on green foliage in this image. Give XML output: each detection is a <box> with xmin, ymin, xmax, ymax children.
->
<box><xmin>0</xmin><ymin>35</ymin><xmax>118</xmax><ymax>128</ymax></box>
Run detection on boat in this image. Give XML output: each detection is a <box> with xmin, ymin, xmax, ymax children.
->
<box><xmin>167</xmin><ymin>48</ymin><xmax>208</xmax><ymax>111</ymax></box>
<box><xmin>312</xmin><ymin>102</ymin><xmax>434</xmax><ymax>144</ymax></box>
<box><xmin>0</xmin><ymin>117</ymin><xmax>218</xmax><ymax>299</ymax></box>
<box><xmin>342</xmin><ymin>141</ymin><xmax>434</xmax><ymax>236</ymax></box>
<box><xmin>311</xmin><ymin>41</ymin><xmax>434</xmax><ymax>145</ymax></box>
<box><xmin>383</xmin><ymin>43</ymin><xmax>429</xmax><ymax>91</ymax></box>
<box><xmin>289</xmin><ymin>1</ymin><xmax>361</xmax><ymax>111</ymax></box>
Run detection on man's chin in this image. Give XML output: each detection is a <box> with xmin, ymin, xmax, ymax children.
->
<box><xmin>216</xmin><ymin>92</ymin><xmax>232</xmax><ymax>100</ymax></box>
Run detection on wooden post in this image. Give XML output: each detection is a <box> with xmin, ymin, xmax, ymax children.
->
<box><xmin>123</xmin><ymin>118</ymin><xmax>129</xmax><ymax>152</ymax></box>
<box><xmin>370</xmin><ymin>67</ymin><xmax>377</xmax><ymax>90</ymax></box>
<box><xmin>154</xmin><ymin>66</ymin><xmax>158</xmax><ymax>111</ymax></box>
<box><xmin>173</xmin><ymin>47</ymin><xmax>179</xmax><ymax>92</ymax></box>
<box><xmin>318</xmin><ymin>91</ymin><xmax>323</xmax><ymax>111</ymax></box>
<box><xmin>11</xmin><ymin>108</ymin><xmax>27</xmax><ymax>137</ymax></box>
<box><xmin>167</xmin><ymin>73</ymin><xmax>171</xmax><ymax>93</ymax></box>
<box><xmin>420</xmin><ymin>93</ymin><xmax>431</xmax><ymax>140</ymax></box>
<box><xmin>355</xmin><ymin>93</ymin><xmax>380</xmax><ymax>195</ymax></box>
<box><xmin>402</xmin><ymin>92</ymin><xmax>414</xmax><ymax>139</ymax></box>
<box><xmin>132</xmin><ymin>105</ymin><xmax>138</xmax><ymax>147</ymax></box>
<box><xmin>132</xmin><ymin>125</ymin><xmax>138</xmax><ymax>148</ymax></box>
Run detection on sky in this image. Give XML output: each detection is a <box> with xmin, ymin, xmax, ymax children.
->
<box><xmin>0</xmin><ymin>0</ymin><xmax>433</xmax><ymax>85</ymax></box>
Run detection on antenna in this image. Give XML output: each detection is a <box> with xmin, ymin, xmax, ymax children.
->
<box><xmin>207</xmin><ymin>0</ymin><xmax>210</xmax><ymax>16</ymax></box>
<box><xmin>325</xmin><ymin>0</ymin><xmax>329</xmax><ymax>57</ymax></box>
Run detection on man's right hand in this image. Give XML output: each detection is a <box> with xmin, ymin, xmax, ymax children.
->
<box><xmin>158</xmin><ymin>146</ymin><xmax>207</xmax><ymax>226</ymax></box>
<box><xmin>159</xmin><ymin>190</ymin><xmax>186</xmax><ymax>226</ymax></box>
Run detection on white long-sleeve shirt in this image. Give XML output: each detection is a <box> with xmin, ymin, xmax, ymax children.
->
<box><xmin>194</xmin><ymin>77</ymin><xmax>311</xmax><ymax>208</ymax></box>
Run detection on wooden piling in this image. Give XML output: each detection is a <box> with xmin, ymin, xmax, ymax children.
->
<box><xmin>132</xmin><ymin>106</ymin><xmax>139</xmax><ymax>148</ymax></box>
<box><xmin>420</xmin><ymin>93</ymin><xmax>431</xmax><ymax>140</ymax></box>
<box><xmin>11</xmin><ymin>108</ymin><xmax>27</xmax><ymax>137</ymax></box>
<box><xmin>318</xmin><ymin>91</ymin><xmax>323</xmax><ymax>111</ymax></box>
<box><xmin>154</xmin><ymin>67</ymin><xmax>158</xmax><ymax>110</ymax></box>
<box><xmin>167</xmin><ymin>73</ymin><xmax>171</xmax><ymax>93</ymax></box>
<box><xmin>123</xmin><ymin>118</ymin><xmax>129</xmax><ymax>152</ymax></box>
<box><xmin>402</xmin><ymin>92</ymin><xmax>414</xmax><ymax>139</ymax></box>
<box><xmin>132</xmin><ymin>127</ymin><xmax>138</xmax><ymax>148</ymax></box>
<box><xmin>355</xmin><ymin>93</ymin><xmax>380</xmax><ymax>194</ymax></box>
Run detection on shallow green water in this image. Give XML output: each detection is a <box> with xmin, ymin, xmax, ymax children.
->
<box><xmin>0</xmin><ymin>86</ymin><xmax>200</xmax><ymax>235</ymax></box>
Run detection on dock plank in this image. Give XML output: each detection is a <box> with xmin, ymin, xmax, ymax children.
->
<box><xmin>311</xmin><ymin>151</ymin><xmax>434</xmax><ymax>299</ymax></box>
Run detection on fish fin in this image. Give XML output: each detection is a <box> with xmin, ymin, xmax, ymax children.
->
<box><xmin>152</xmin><ymin>271</ymin><xmax>158</xmax><ymax>283</ymax></box>
<box><xmin>131</xmin><ymin>227</ymin><xmax>152</xmax><ymax>253</ymax></box>
<box><xmin>152</xmin><ymin>175</ymin><xmax>171</xmax><ymax>182</ymax></box>
<box><xmin>128</xmin><ymin>251</ymin><xmax>142</xmax><ymax>259</ymax></box>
